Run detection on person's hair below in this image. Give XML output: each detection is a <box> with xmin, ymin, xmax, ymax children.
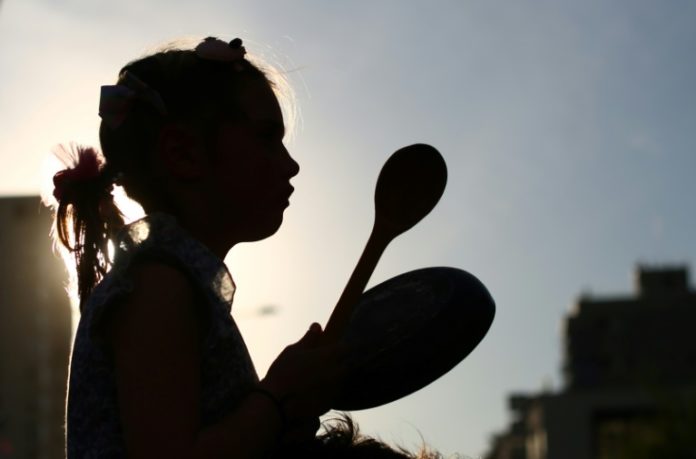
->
<box><xmin>49</xmin><ymin>144</ymin><xmax>125</xmax><ymax>307</ymax></box>
<box><xmin>281</xmin><ymin>414</ymin><xmax>446</xmax><ymax>459</ymax></box>
<box><xmin>48</xmin><ymin>36</ymin><xmax>290</xmax><ymax>310</ymax></box>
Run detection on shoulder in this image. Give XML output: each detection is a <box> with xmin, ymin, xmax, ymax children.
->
<box><xmin>103</xmin><ymin>259</ymin><xmax>202</xmax><ymax>352</ymax></box>
<box><xmin>129</xmin><ymin>259</ymin><xmax>195</xmax><ymax>295</ymax></box>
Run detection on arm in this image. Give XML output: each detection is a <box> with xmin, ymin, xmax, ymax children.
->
<box><xmin>107</xmin><ymin>262</ymin><xmax>284</xmax><ymax>459</ymax></box>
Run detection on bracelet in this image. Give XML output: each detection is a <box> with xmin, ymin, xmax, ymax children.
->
<box><xmin>251</xmin><ymin>386</ymin><xmax>288</xmax><ymax>431</ymax></box>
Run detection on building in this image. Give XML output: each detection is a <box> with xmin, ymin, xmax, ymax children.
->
<box><xmin>485</xmin><ymin>266</ymin><xmax>696</xmax><ymax>459</ymax></box>
<box><xmin>0</xmin><ymin>196</ymin><xmax>72</xmax><ymax>459</ymax></box>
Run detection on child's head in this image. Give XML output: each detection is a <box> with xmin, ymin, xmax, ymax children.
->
<box><xmin>49</xmin><ymin>37</ymin><xmax>299</xmax><ymax>306</ymax></box>
<box><xmin>99</xmin><ymin>38</ymin><xmax>288</xmax><ymax>206</ymax></box>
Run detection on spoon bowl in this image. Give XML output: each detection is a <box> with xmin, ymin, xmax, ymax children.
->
<box><xmin>374</xmin><ymin>144</ymin><xmax>448</xmax><ymax>237</ymax></box>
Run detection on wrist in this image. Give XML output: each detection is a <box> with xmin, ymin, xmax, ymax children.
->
<box><xmin>250</xmin><ymin>384</ymin><xmax>288</xmax><ymax>432</ymax></box>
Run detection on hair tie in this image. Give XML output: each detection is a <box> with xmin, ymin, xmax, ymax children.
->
<box><xmin>99</xmin><ymin>71</ymin><xmax>168</xmax><ymax>129</ymax></box>
<box><xmin>52</xmin><ymin>146</ymin><xmax>105</xmax><ymax>201</ymax></box>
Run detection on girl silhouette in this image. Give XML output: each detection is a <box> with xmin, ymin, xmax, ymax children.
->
<box><xmin>49</xmin><ymin>36</ymin><xmax>345</xmax><ymax>458</ymax></box>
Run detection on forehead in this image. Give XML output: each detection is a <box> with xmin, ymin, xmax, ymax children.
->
<box><xmin>236</xmin><ymin>79</ymin><xmax>284</xmax><ymax>125</ymax></box>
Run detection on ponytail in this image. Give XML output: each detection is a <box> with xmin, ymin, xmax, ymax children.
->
<box><xmin>51</xmin><ymin>144</ymin><xmax>125</xmax><ymax>311</ymax></box>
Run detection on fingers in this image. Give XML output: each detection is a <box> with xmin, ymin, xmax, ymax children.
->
<box><xmin>305</xmin><ymin>322</ymin><xmax>322</xmax><ymax>346</ymax></box>
<box><xmin>293</xmin><ymin>322</ymin><xmax>323</xmax><ymax>348</ymax></box>
<box><xmin>264</xmin><ymin>322</ymin><xmax>351</xmax><ymax>417</ymax></box>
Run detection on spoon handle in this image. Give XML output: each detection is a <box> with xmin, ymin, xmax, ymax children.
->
<box><xmin>322</xmin><ymin>220</ymin><xmax>393</xmax><ymax>344</ymax></box>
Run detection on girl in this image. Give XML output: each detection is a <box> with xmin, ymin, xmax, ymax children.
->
<box><xmin>49</xmin><ymin>36</ymin><xmax>345</xmax><ymax>458</ymax></box>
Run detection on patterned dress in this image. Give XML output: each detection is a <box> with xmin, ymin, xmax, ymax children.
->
<box><xmin>66</xmin><ymin>213</ymin><xmax>259</xmax><ymax>458</ymax></box>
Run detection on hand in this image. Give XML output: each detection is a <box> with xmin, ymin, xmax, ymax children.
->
<box><xmin>260</xmin><ymin>323</ymin><xmax>347</xmax><ymax>420</ymax></box>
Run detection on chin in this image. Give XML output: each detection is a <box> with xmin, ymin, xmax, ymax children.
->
<box><xmin>241</xmin><ymin>213</ymin><xmax>285</xmax><ymax>242</ymax></box>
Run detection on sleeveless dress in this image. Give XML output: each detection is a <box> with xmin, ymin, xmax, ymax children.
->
<box><xmin>66</xmin><ymin>212</ymin><xmax>259</xmax><ymax>458</ymax></box>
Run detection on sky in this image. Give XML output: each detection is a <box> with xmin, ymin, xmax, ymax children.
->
<box><xmin>2</xmin><ymin>0</ymin><xmax>696</xmax><ymax>457</ymax></box>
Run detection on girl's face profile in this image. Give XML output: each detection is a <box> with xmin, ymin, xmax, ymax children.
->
<box><xmin>208</xmin><ymin>79</ymin><xmax>300</xmax><ymax>242</ymax></box>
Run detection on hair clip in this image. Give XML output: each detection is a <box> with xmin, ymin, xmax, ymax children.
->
<box><xmin>99</xmin><ymin>71</ymin><xmax>168</xmax><ymax>129</ymax></box>
<box><xmin>195</xmin><ymin>36</ymin><xmax>247</xmax><ymax>63</ymax></box>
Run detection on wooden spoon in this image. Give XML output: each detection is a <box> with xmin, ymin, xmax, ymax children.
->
<box><xmin>322</xmin><ymin>144</ymin><xmax>448</xmax><ymax>343</ymax></box>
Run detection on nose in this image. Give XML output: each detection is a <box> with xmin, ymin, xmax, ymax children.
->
<box><xmin>281</xmin><ymin>144</ymin><xmax>300</xmax><ymax>179</ymax></box>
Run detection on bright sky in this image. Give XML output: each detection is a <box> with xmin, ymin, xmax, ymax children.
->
<box><xmin>2</xmin><ymin>1</ymin><xmax>696</xmax><ymax>457</ymax></box>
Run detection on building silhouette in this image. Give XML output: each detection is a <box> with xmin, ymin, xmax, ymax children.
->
<box><xmin>0</xmin><ymin>196</ymin><xmax>72</xmax><ymax>459</ymax></box>
<box><xmin>485</xmin><ymin>265</ymin><xmax>696</xmax><ymax>459</ymax></box>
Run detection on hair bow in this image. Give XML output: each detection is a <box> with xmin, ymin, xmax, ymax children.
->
<box><xmin>195</xmin><ymin>37</ymin><xmax>247</xmax><ymax>62</ymax></box>
<box><xmin>99</xmin><ymin>71</ymin><xmax>168</xmax><ymax>129</ymax></box>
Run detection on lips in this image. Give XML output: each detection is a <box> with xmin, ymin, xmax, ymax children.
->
<box><xmin>273</xmin><ymin>185</ymin><xmax>294</xmax><ymax>205</ymax></box>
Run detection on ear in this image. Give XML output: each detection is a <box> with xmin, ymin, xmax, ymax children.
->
<box><xmin>156</xmin><ymin>124</ymin><xmax>209</xmax><ymax>180</ymax></box>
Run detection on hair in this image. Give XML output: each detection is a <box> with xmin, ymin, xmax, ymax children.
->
<box><xmin>281</xmin><ymin>414</ymin><xmax>447</xmax><ymax>459</ymax></box>
<box><xmin>48</xmin><ymin>37</ymin><xmax>292</xmax><ymax>310</ymax></box>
